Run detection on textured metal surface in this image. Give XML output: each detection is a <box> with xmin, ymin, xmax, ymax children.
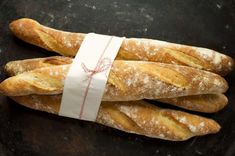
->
<box><xmin>0</xmin><ymin>0</ymin><xmax>235</xmax><ymax>155</ymax></box>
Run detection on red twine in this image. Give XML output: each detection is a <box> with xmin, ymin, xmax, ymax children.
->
<box><xmin>81</xmin><ymin>58</ymin><xmax>112</xmax><ymax>78</ymax></box>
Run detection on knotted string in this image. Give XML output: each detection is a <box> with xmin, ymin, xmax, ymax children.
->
<box><xmin>81</xmin><ymin>58</ymin><xmax>112</xmax><ymax>78</ymax></box>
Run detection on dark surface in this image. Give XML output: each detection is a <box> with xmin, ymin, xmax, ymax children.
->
<box><xmin>0</xmin><ymin>0</ymin><xmax>235</xmax><ymax>155</ymax></box>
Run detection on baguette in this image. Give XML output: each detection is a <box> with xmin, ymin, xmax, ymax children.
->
<box><xmin>5</xmin><ymin>56</ymin><xmax>228</xmax><ymax>113</ymax></box>
<box><xmin>11</xmin><ymin>95</ymin><xmax>220</xmax><ymax>141</ymax></box>
<box><xmin>9</xmin><ymin>18</ymin><xmax>234</xmax><ymax>75</ymax></box>
<box><xmin>0</xmin><ymin>61</ymin><xmax>228</xmax><ymax>100</ymax></box>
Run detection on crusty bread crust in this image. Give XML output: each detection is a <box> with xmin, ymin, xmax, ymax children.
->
<box><xmin>158</xmin><ymin>94</ymin><xmax>227</xmax><ymax>113</ymax></box>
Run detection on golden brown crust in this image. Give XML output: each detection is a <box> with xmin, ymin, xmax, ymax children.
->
<box><xmin>9</xmin><ymin>18</ymin><xmax>84</xmax><ymax>56</ymax></box>
<box><xmin>4</xmin><ymin>57</ymin><xmax>228</xmax><ymax>113</ymax></box>
<box><xmin>0</xmin><ymin>61</ymin><xmax>228</xmax><ymax>100</ymax></box>
<box><xmin>5</xmin><ymin>56</ymin><xmax>73</xmax><ymax>76</ymax></box>
<box><xmin>9</xmin><ymin>18</ymin><xmax>234</xmax><ymax>75</ymax></box>
<box><xmin>11</xmin><ymin>95</ymin><xmax>221</xmax><ymax>141</ymax></box>
<box><xmin>158</xmin><ymin>94</ymin><xmax>228</xmax><ymax>113</ymax></box>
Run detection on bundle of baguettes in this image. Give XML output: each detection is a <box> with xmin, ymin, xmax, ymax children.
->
<box><xmin>0</xmin><ymin>18</ymin><xmax>233</xmax><ymax>141</ymax></box>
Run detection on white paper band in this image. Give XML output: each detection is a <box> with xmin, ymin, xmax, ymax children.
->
<box><xmin>59</xmin><ymin>33</ymin><xmax>124</xmax><ymax>121</ymax></box>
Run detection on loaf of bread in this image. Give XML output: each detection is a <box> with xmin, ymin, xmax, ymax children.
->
<box><xmin>11</xmin><ymin>95</ymin><xmax>220</xmax><ymax>141</ymax></box>
<box><xmin>9</xmin><ymin>18</ymin><xmax>234</xmax><ymax>75</ymax></box>
<box><xmin>0</xmin><ymin>60</ymin><xmax>228</xmax><ymax>101</ymax></box>
<box><xmin>5</xmin><ymin>56</ymin><xmax>228</xmax><ymax>113</ymax></box>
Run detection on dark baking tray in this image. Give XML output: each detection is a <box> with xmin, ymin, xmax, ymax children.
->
<box><xmin>0</xmin><ymin>0</ymin><xmax>235</xmax><ymax>155</ymax></box>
